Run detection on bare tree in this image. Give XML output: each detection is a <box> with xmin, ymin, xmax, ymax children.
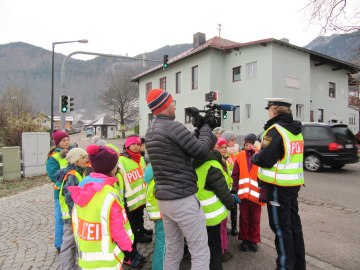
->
<box><xmin>0</xmin><ymin>86</ymin><xmax>44</xmax><ymax>146</ymax></box>
<box><xmin>101</xmin><ymin>65</ymin><xmax>139</xmax><ymax>139</ymax></box>
<box><xmin>304</xmin><ymin>0</ymin><xmax>360</xmax><ymax>33</ymax></box>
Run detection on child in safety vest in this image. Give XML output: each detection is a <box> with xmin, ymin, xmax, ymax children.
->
<box><xmin>118</xmin><ymin>135</ymin><xmax>152</xmax><ymax>266</ymax></box>
<box><xmin>68</xmin><ymin>144</ymin><xmax>135</xmax><ymax>269</ymax></box>
<box><xmin>221</xmin><ymin>130</ymin><xmax>240</xmax><ymax>237</ymax></box>
<box><xmin>193</xmin><ymin>137</ymin><xmax>239</xmax><ymax>270</ymax></box>
<box><xmin>46</xmin><ymin>130</ymin><xmax>71</xmax><ymax>253</ymax></box>
<box><xmin>217</xmin><ymin>137</ymin><xmax>236</xmax><ymax>262</ymax></box>
<box><xmin>231</xmin><ymin>133</ymin><xmax>263</xmax><ymax>252</ymax></box>
<box><xmin>144</xmin><ymin>164</ymin><xmax>165</xmax><ymax>270</ymax></box>
<box><xmin>56</xmin><ymin>147</ymin><xmax>88</xmax><ymax>270</ymax></box>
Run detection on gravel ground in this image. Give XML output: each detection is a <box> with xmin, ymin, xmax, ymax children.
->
<box><xmin>0</xmin><ymin>174</ymin><xmax>49</xmax><ymax>198</ymax></box>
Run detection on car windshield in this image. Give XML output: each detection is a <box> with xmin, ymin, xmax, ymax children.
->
<box><xmin>331</xmin><ymin>126</ymin><xmax>355</xmax><ymax>143</ymax></box>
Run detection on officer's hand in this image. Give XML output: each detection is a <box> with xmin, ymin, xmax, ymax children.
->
<box><xmin>232</xmin><ymin>194</ymin><xmax>241</xmax><ymax>204</ymax></box>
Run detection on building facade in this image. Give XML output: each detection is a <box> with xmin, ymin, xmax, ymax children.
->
<box><xmin>133</xmin><ymin>33</ymin><xmax>360</xmax><ymax>137</ymax></box>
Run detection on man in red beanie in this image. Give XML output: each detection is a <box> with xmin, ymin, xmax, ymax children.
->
<box><xmin>145</xmin><ymin>88</ymin><xmax>218</xmax><ymax>270</ymax></box>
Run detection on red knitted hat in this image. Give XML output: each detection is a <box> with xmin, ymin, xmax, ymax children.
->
<box><xmin>217</xmin><ymin>137</ymin><xmax>227</xmax><ymax>148</ymax></box>
<box><xmin>52</xmin><ymin>130</ymin><xmax>69</xmax><ymax>146</ymax></box>
<box><xmin>86</xmin><ymin>144</ymin><xmax>118</xmax><ymax>175</ymax></box>
<box><xmin>146</xmin><ymin>88</ymin><xmax>173</xmax><ymax>115</ymax></box>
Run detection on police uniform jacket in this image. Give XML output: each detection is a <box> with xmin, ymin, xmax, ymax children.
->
<box><xmin>251</xmin><ymin>113</ymin><xmax>302</xmax><ymax>188</ymax></box>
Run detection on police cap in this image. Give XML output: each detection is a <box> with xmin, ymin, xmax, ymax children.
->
<box><xmin>265</xmin><ymin>98</ymin><xmax>293</xmax><ymax>110</ymax></box>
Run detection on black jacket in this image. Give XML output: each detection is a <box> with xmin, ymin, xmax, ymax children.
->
<box><xmin>252</xmin><ymin>113</ymin><xmax>302</xmax><ymax>168</ymax></box>
<box><xmin>193</xmin><ymin>150</ymin><xmax>236</xmax><ymax>210</ymax></box>
<box><xmin>145</xmin><ymin>114</ymin><xmax>218</xmax><ymax>200</ymax></box>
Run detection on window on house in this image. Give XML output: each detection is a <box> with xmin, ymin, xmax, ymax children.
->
<box><xmin>310</xmin><ymin>110</ymin><xmax>314</xmax><ymax>122</ymax></box>
<box><xmin>192</xmin><ymin>66</ymin><xmax>198</xmax><ymax>90</ymax></box>
<box><xmin>185</xmin><ymin>109</ymin><xmax>191</xmax><ymax>123</ymax></box>
<box><xmin>329</xmin><ymin>82</ymin><xmax>336</xmax><ymax>98</ymax></box>
<box><xmin>160</xmin><ymin>77</ymin><xmax>166</xmax><ymax>90</ymax></box>
<box><xmin>318</xmin><ymin>109</ymin><xmax>324</xmax><ymax>122</ymax></box>
<box><xmin>245</xmin><ymin>104</ymin><xmax>251</xmax><ymax>119</ymax></box>
<box><xmin>233</xmin><ymin>105</ymin><xmax>240</xmax><ymax>123</ymax></box>
<box><xmin>233</xmin><ymin>66</ymin><xmax>241</xmax><ymax>82</ymax></box>
<box><xmin>296</xmin><ymin>104</ymin><xmax>304</xmax><ymax>121</ymax></box>
<box><xmin>146</xmin><ymin>82</ymin><xmax>152</xmax><ymax>97</ymax></box>
<box><xmin>148</xmin><ymin>113</ymin><xmax>154</xmax><ymax>125</ymax></box>
<box><xmin>176</xmin><ymin>72</ymin><xmax>181</xmax><ymax>94</ymax></box>
<box><xmin>246</xmin><ymin>61</ymin><xmax>257</xmax><ymax>79</ymax></box>
<box><xmin>349</xmin><ymin>113</ymin><xmax>356</xmax><ymax>125</ymax></box>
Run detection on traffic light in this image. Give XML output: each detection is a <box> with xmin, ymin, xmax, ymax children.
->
<box><xmin>60</xmin><ymin>95</ymin><xmax>69</xmax><ymax>113</ymax></box>
<box><xmin>223</xmin><ymin>111</ymin><xmax>228</xmax><ymax>119</ymax></box>
<box><xmin>69</xmin><ymin>97</ymin><xmax>74</xmax><ymax>112</ymax></box>
<box><xmin>163</xmin><ymin>54</ymin><xmax>169</xmax><ymax>69</ymax></box>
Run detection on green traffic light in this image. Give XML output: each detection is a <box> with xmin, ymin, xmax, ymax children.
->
<box><xmin>62</xmin><ymin>107</ymin><xmax>67</xmax><ymax>112</ymax></box>
<box><xmin>163</xmin><ymin>63</ymin><xmax>168</xmax><ymax>68</ymax></box>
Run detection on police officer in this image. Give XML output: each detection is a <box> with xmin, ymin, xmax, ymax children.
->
<box><xmin>251</xmin><ymin>98</ymin><xmax>306</xmax><ymax>270</ymax></box>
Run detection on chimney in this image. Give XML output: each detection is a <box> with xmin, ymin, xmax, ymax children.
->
<box><xmin>280</xmin><ymin>38</ymin><xmax>289</xmax><ymax>43</ymax></box>
<box><xmin>193</xmin><ymin>32</ymin><xmax>206</xmax><ymax>48</ymax></box>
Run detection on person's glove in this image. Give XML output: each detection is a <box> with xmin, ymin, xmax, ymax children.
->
<box><xmin>144</xmin><ymin>165</ymin><xmax>153</xmax><ymax>184</ymax></box>
<box><xmin>232</xmin><ymin>194</ymin><xmax>241</xmax><ymax>204</ymax></box>
<box><xmin>192</xmin><ymin>114</ymin><xmax>204</xmax><ymax>129</ymax></box>
<box><xmin>60</xmin><ymin>149</ymin><xmax>69</xmax><ymax>158</ymax></box>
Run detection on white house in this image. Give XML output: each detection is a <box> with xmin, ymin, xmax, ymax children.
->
<box><xmin>348</xmin><ymin>105</ymin><xmax>359</xmax><ymax>134</ymax></box>
<box><xmin>132</xmin><ymin>33</ymin><xmax>360</xmax><ymax>137</ymax></box>
<box><xmin>91</xmin><ymin>116</ymin><xmax>117</xmax><ymax>139</ymax></box>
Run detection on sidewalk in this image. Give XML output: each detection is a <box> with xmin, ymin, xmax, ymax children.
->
<box><xmin>0</xmin><ymin>183</ymin><xmax>331</xmax><ymax>270</ymax></box>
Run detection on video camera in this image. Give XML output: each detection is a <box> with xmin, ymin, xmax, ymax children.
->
<box><xmin>185</xmin><ymin>91</ymin><xmax>236</xmax><ymax>130</ymax></box>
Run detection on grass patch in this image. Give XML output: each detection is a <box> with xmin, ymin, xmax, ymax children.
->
<box><xmin>0</xmin><ymin>174</ymin><xmax>50</xmax><ymax>198</ymax></box>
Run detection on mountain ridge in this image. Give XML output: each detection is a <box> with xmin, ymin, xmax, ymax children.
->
<box><xmin>0</xmin><ymin>32</ymin><xmax>358</xmax><ymax>118</ymax></box>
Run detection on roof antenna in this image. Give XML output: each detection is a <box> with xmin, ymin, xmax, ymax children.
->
<box><xmin>217</xmin><ymin>23</ymin><xmax>222</xmax><ymax>38</ymax></box>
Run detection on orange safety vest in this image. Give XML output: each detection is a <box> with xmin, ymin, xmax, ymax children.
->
<box><xmin>236</xmin><ymin>151</ymin><xmax>264</xmax><ymax>206</ymax></box>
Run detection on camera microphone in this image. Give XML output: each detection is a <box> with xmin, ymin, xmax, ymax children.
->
<box><xmin>217</xmin><ymin>104</ymin><xmax>236</xmax><ymax>111</ymax></box>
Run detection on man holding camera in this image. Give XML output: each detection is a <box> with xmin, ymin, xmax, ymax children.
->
<box><xmin>145</xmin><ymin>88</ymin><xmax>218</xmax><ymax>270</ymax></box>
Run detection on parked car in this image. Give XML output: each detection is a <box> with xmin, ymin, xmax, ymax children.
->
<box><xmin>302</xmin><ymin>122</ymin><xmax>359</xmax><ymax>172</ymax></box>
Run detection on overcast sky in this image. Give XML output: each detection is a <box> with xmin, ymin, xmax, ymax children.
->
<box><xmin>0</xmin><ymin>0</ymin><xmax>355</xmax><ymax>60</ymax></box>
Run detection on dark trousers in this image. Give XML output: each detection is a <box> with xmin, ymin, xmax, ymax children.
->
<box><xmin>207</xmin><ymin>224</ymin><xmax>223</xmax><ymax>270</ymax></box>
<box><xmin>238</xmin><ymin>199</ymin><xmax>262</xmax><ymax>243</ymax></box>
<box><xmin>230</xmin><ymin>206</ymin><xmax>237</xmax><ymax>226</ymax></box>
<box><xmin>267</xmin><ymin>186</ymin><xmax>306</xmax><ymax>270</ymax></box>
<box><xmin>123</xmin><ymin>205</ymin><xmax>145</xmax><ymax>259</ymax></box>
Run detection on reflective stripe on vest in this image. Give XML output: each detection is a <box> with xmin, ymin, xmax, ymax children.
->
<box><xmin>236</xmin><ymin>151</ymin><xmax>264</xmax><ymax>206</ymax></box>
<box><xmin>49</xmin><ymin>152</ymin><xmax>68</xmax><ymax>190</ymax></box>
<box><xmin>59</xmin><ymin>169</ymin><xmax>83</xmax><ymax>219</ymax></box>
<box><xmin>118</xmin><ymin>156</ymin><xmax>146</xmax><ymax>212</ymax></box>
<box><xmin>72</xmin><ymin>184</ymin><xmax>133</xmax><ymax>269</ymax></box>
<box><xmin>257</xmin><ymin>124</ymin><xmax>304</xmax><ymax>186</ymax></box>
<box><xmin>196</xmin><ymin>160</ymin><xmax>229</xmax><ymax>226</ymax></box>
<box><xmin>146</xmin><ymin>179</ymin><xmax>161</xmax><ymax>220</ymax></box>
<box><xmin>226</xmin><ymin>155</ymin><xmax>236</xmax><ymax>176</ymax></box>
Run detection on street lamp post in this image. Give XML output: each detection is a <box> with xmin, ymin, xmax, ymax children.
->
<box><xmin>50</xmin><ymin>39</ymin><xmax>88</xmax><ymax>142</ymax></box>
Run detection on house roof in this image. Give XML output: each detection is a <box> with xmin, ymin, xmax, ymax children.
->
<box><xmin>131</xmin><ymin>36</ymin><xmax>360</xmax><ymax>82</ymax></box>
<box><xmin>91</xmin><ymin>116</ymin><xmax>117</xmax><ymax>126</ymax></box>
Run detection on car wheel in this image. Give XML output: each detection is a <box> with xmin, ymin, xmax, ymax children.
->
<box><xmin>304</xmin><ymin>154</ymin><xmax>322</xmax><ymax>172</ymax></box>
<box><xmin>330</xmin><ymin>164</ymin><xmax>345</xmax><ymax>170</ymax></box>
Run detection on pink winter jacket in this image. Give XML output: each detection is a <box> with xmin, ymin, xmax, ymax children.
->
<box><xmin>69</xmin><ymin>173</ymin><xmax>133</xmax><ymax>252</ymax></box>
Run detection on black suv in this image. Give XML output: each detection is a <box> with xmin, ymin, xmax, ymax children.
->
<box><xmin>302</xmin><ymin>122</ymin><xmax>359</xmax><ymax>172</ymax></box>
